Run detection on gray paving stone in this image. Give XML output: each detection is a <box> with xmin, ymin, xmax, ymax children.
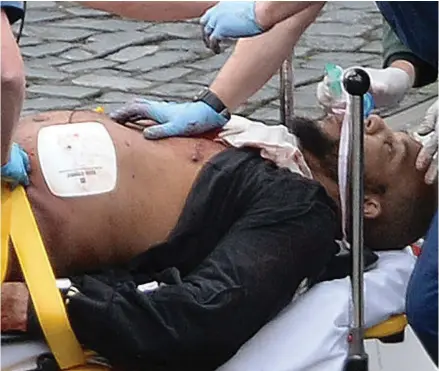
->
<box><xmin>118</xmin><ymin>51</ymin><xmax>198</xmax><ymax>73</ymax></box>
<box><xmin>303</xmin><ymin>52</ymin><xmax>380</xmax><ymax>70</ymax></box>
<box><xmin>249</xmin><ymin>107</ymin><xmax>280</xmax><ymax>123</ymax></box>
<box><xmin>305</xmin><ymin>23</ymin><xmax>374</xmax><ymax>37</ymax></box>
<box><xmin>25</xmin><ymin>56</ymin><xmax>68</xmax><ymax>68</ymax></box>
<box><xmin>62</xmin><ymin>6</ymin><xmax>111</xmax><ymax>17</ymax></box>
<box><xmin>27</xmin><ymin>1</ymin><xmax>57</xmax><ymax>9</ymax></box>
<box><xmin>24</xmin><ymin>26</ymin><xmax>94</xmax><ymax>43</ymax></box>
<box><xmin>25</xmin><ymin>67</ymin><xmax>69</xmax><ymax>81</ymax></box>
<box><xmin>158</xmin><ymin>39</ymin><xmax>212</xmax><ymax>56</ymax></box>
<box><xmin>318</xmin><ymin>9</ymin><xmax>382</xmax><ymax>26</ymax></box>
<box><xmin>152</xmin><ymin>83</ymin><xmax>204</xmax><ymax>99</ymax></box>
<box><xmin>19</xmin><ymin>37</ymin><xmax>43</xmax><ymax>47</ymax></box>
<box><xmin>72</xmin><ymin>74</ymin><xmax>153</xmax><ymax>92</ymax></box>
<box><xmin>97</xmin><ymin>92</ymin><xmax>141</xmax><ymax>103</ymax></box>
<box><xmin>339</xmin><ymin>1</ymin><xmax>379</xmax><ymax>11</ymax></box>
<box><xmin>107</xmin><ymin>46</ymin><xmax>159</xmax><ymax>63</ymax></box>
<box><xmin>186</xmin><ymin>50</ymin><xmax>232</xmax><ymax>72</ymax></box>
<box><xmin>142</xmin><ymin>67</ymin><xmax>193</xmax><ymax>82</ymax></box>
<box><xmin>362</xmin><ymin>41</ymin><xmax>382</xmax><ymax>54</ymax></box>
<box><xmin>25</xmin><ymin>10</ymin><xmax>68</xmax><ymax>24</ymax></box>
<box><xmin>147</xmin><ymin>22</ymin><xmax>203</xmax><ymax>39</ymax></box>
<box><xmin>58</xmin><ymin>59</ymin><xmax>118</xmax><ymax>74</ymax></box>
<box><xmin>60</xmin><ymin>48</ymin><xmax>95</xmax><ymax>62</ymax></box>
<box><xmin>23</xmin><ymin>98</ymin><xmax>81</xmax><ymax>111</ymax></box>
<box><xmin>246</xmin><ymin>86</ymin><xmax>279</xmax><ymax>104</ymax></box>
<box><xmin>50</xmin><ymin>18</ymin><xmax>145</xmax><ymax>32</ymax></box>
<box><xmin>184</xmin><ymin>71</ymin><xmax>218</xmax><ymax>85</ymax></box>
<box><xmin>83</xmin><ymin>31</ymin><xmax>157</xmax><ymax>57</ymax></box>
<box><xmin>21</xmin><ymin>42</ymin><xmax>73</xmax><ymax>58</ymax></box>
<box><xmin>27</xmin><ymin>85</ymin><xmax>101</xmax><ymax>100</ymax></box>
<box><xmin>299</xmin><ymin>35</ymin><xmax>366</xmax><ymax>52</ymax></box>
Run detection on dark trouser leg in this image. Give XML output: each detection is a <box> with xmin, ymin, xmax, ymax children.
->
<box><xmin>406</xmin><ymin>212</ymin><xmax>438</xmax><ymax>365</ymax></box>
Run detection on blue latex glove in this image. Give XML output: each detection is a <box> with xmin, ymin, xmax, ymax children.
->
<box><xmin>1</xmin><ymin>142</ymin><xmax>30</xmax><ymax>188</ymax></box>
<box><xmin>110</xmin><ymin>99</ymin><xmax>229</xmax><ymax>139</ymax></box>
<box><xmin>200</xmin><ymin>1</ymin><xmax>263</xmax><ymax>53</ymax></box>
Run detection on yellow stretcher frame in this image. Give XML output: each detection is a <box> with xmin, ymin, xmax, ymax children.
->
<box><xmin>1</xmin><ymin>184</ymin><xmax>110</xmax><ymax>371</ymax></box>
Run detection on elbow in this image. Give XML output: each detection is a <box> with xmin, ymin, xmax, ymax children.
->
<box><xmin>1</xmin><ymin>65</ymin><xmax>26</xmax><ymax>99</ymax></box>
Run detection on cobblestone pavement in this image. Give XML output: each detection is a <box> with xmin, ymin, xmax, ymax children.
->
<box><xmin>20</xmin><ymin>1</ymin><xmax>437</xmax><ymax>128</ymax></box>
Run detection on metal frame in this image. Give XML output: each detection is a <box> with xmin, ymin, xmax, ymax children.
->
<box><xmin>342</xmin><ymin>68</ymin><xmax>371</xmax><ymax>371</ymax></box>
<box><xmin>279</xmin><ymin>52</ymin><xmax>294</xmax><ymax>130</ymax></box>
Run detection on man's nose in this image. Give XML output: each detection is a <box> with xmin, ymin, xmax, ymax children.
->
<box><xmin>364</xmin><ymin>115</ymin><xmax>385</xmax><ymax>136</ymax></box>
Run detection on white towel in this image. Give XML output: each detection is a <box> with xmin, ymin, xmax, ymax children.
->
<box><xmin>217</xmin><ymin>115</ymin><xmax>313</xmax><ymax>179</ymax></box>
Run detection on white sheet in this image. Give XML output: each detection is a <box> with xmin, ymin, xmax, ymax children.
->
<box><xmin>1</xmin><ymin>249</ymin><xmax>415</xmax><ymax>371</ymax></box>
<box><xmin>219</xmin><ymin>248</ymin><xmax>415</xmax><ymax>371</ymax></box>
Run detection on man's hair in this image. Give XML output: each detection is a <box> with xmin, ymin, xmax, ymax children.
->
<box><xmin>364</xmin><ymin>184</ymin><xmax>436</xmax><ymax>251</ymax></box>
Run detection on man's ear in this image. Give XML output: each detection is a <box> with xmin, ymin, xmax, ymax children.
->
<box><xmin>364</xmin><ymin>194</ymin><xmax>381</xmax><ymax>220</ymax></box>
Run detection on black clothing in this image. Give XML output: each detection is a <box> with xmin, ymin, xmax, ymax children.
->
<box><xmin>37</xmin><ymin>148</ymin><xmax>340</xmax><ymax>370</ymax></box>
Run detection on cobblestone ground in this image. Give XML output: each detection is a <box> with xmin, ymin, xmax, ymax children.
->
<box><xmin>20</xmin><ymin>1</ymin><xmax>437</xmax><ymax>128</ymax></box>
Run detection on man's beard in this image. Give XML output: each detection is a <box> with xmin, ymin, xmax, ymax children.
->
<box><xmin>290</xmin><ymin>116</ymin><xmax>339</xmax><ymax>182</ymax></box>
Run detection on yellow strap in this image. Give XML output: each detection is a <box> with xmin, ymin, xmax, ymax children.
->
<box><xmin>1</xmin><ymin>184</ymin><xmax>12</xmax><ymax>283</ymax></box>
<box><xmin>10</xmin><ymin>186</ymin><xmax>87</xmax><ymax>369</ymax></box>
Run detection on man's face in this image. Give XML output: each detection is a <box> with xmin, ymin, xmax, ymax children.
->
<box><xmin>322</xmin><ymin>114</ymin><xmax>433</xmax><ymax>198</ymax></box>
<box><xmin>292</xmin><ymin>114</ymin><xmax>436</xmax><ymax>220</ymax></box>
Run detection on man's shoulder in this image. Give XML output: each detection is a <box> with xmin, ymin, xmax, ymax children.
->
<box><xmin>1</xmin><ymin>1</ymin><xmax>25</xmax><ymax>24</ymax></box>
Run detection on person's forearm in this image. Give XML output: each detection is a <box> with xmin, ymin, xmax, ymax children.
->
<box><xmin>255</xmin><ymin>1</ymin><xmax>325</xmax><ymax>30</ymax></box>
<box><xmin>210</xmin><ymin>2</ymin><xmax>324</xmax><ymax>111</ymax></box>
<box><xmin>1</xmin><ymin>10</ymin><xmax>25</xmax><ymax>165</ymax></box>
<box><xmin>80</xmin><ymin>1</ymin><xmax>217</xmax><ymax>21</ymax></box>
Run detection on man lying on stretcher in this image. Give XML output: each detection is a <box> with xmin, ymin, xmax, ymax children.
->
<box><xmin>1</xmin><ymin>109</ymin><xmax>436</xmax><ymax>371</ymax></box>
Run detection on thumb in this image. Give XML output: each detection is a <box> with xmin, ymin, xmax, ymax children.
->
<box><xmin>418</xmin><ymin>102</ymin><xmax>438</xmax><ymax>136</ymax></box>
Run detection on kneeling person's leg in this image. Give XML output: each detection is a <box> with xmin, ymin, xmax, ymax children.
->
<box><xmin>406</xmin><ymin>212</ymin><xmax>438</xmax><ymax>364</ymax></box>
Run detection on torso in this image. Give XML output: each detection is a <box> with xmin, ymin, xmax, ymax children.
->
<box><xmin>7</xmin><ymin>111</ymin><xmax>226</xmax><ymax>280</ymax></box>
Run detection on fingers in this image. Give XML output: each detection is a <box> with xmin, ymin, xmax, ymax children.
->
<box><xmin>201</xmin><ymin>9</ymin><xmax>222</xmax><ymax>54</ymax></box>
<box><xmin>424</xmin><ymin>153</ymin><xmax>438</xmax><ymax>185</ymax></box>
<box><xmin>110</xmin><ymin>100</ymin><xmax>168</xmax><ymax>125</ymax></box>
<box><xmin>418</xmin><ymin>101</ymin><xmax>438</xmax><ymax>136</ymax></box>
<box><xmin>416</xmin><ymin>133</ymin><xmax>438</xmax><ymax>170</ymax></box>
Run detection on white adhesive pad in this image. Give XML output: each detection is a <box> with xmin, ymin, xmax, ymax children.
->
<box><xmin>38</xmin><ymin>122</ymin><xmax>117</xmax><ymax>198</ymax></box>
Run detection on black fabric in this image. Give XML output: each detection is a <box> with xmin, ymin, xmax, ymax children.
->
<box><xmin>0</xmin><ymin>1</ymin><xmax>25</xmax><ymax>25</ymax></box>
<box><xmin>33</xmin><ymin>148</ymin><xmax>339</xmax><ymax>371</ymax></box>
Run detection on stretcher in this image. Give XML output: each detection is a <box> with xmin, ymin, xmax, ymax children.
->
<box><xmin>0</xmin><ymin>65</ymin><xmax>435</xmax><ymax>371</ymax></box>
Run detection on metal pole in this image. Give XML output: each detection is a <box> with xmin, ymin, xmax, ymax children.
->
<box><xmin>279</xmin><ymin>51</ymin><xmax>294</xmax><ymax>131</ymax></box>
<box><xmin>342</xmin><ymin>68</ymin><xmax>371</xmax><ymax>371</ymax></box>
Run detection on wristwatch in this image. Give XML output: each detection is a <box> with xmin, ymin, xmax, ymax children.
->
<box><xmin>193</xmin><ymin>88</ymin><xmax>231</xmax><ymax>119</ymax></box>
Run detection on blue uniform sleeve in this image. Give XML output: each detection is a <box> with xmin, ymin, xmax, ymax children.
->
<box><xmin>1</xmin><ymin>1</ymin><xmax>25</xmax><ymax>25</ymax></box>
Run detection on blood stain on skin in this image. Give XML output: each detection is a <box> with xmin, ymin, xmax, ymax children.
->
<box><xmin>191</xmin><ymin>142</ymin><xmax>204</xmax><ymax>163</ymax></box>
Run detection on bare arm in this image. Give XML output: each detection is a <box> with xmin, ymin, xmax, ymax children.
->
<box><xmin>255</xmin><ymin>1</ymin><xmax>324</xmax><ymax>30</ymax></box>
<box><xmin>80</xmin><ymin>1</ymin><xmax>217</xmax><ymax>21</ymax></box>
<box><xmin>210</xmin><ymin>2</ymin><xmax>324</xmax><ymax>111</ymax></box>
<box><xmin>1</xmin><ymin>9</ymin><xmax>25</xmax><ymax>165</ymax></box>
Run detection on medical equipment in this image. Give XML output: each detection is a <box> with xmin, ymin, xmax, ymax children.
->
<box><xmin>341</xmin><ymin>68</ymin><xmax>370</xmax><ymax>371</ymax></box>
<box><xmin>280</xmin><ymin>53</ymin><xmax>294</xmax><ymax>130</ymax></box>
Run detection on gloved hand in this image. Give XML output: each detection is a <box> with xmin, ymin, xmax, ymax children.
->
<box><xmin>200</xmin><ymin>1</ymin><xmax>263</xmax><ymax>53</ymax></box>
<box><xmin>416</xmin><ymin>100</ymin><xmax>438</xmax><ymax>185</ymax></box>
<box><xmin>110</xmin><ymin>99</ymin><xmax>229</xmax><ymax>139</ymax></box>
<box><xmin>317</xmin><ymin>66</ymin><xmax>414</xmax><ymax>113</ymax></box>
<box><xmin>1</xmin><ymin>142</ymin><xmax>30</xmax><ymax>189</ymax></box>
